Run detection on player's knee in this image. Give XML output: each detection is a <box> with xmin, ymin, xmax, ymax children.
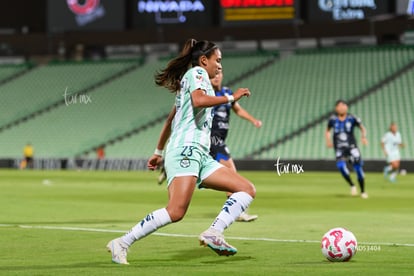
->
<box><xmin>243</xmin><ymin>181</ymin><xmax>256</xmax><ymax>199</ymax></box>
<box><xmin>232</xmin><ymin>179</ymin><xmax>256</xmax><ymax>198</ymax></box>
<box><xmin>166</xmin><ymin>207</ymin><xmax>187</xmax><ymax>222</ymax></box>
<box><xmin>246</xmin><ymin>186</ymin><xmax>256</xmax><ymax>199</ymax></box>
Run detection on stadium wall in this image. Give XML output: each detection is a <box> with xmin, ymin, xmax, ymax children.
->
<box><xmin>235</xmin><ymin>160</ymin><xmax>414</xmax><ymax>173</ymax></box>
<box><xmin>1</xmin><ymin>16</ymin><xmax>413</xmax><ymax>57</ymax></box>
<box><xmin>1</xmin><ymin>158</ymin><xmax>413</xmax><ymax>173</ymax></box>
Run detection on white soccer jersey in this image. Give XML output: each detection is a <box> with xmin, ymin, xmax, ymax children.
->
<box><xmin>167</xmin><ymin>66</ymin><xmax>215</xmax><ymax>154</ymax></box>
<box><xmin>382</xmin><ymin>131</ymin><xmax>402</xmax><ymax>154</ymax></box>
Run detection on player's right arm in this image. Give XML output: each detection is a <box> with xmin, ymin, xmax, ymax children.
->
<box><xmin>232</xmin><ymin>102</ymin><xmax>262</xmax><ymax>128</ymax></box>
<box><xmin>381</xmin><ymin>141</ymin><xmax>387</xmax><ymax>156</ymax></box>
<box><xmin>381</xmin><ymin>134</ymin><xmax>388</xmax><ymax>157</ymax></box>
<box><xmin>325</xmin><ymin>118</ymin><xmax>334</xmax><ymax>148</ymax></box>
<box><xmin>148</xmin><ymin>105</ymin><xmax>176</xmax><ymax>170</ymax></box>
<box><xmin>325</xmin><ymin>128</ymin><xmax>333</xmax><ymax>148</ymax></box>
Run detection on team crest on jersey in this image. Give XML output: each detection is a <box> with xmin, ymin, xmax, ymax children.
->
<box><xmin>338</xmin><ymin>132</ymin><xmax>348</xmax><ymax>141</ymax></box>
<box><xmin>180</xmin><ymin>156</ymin><xmax>190</xmax><ymax>168</ymax></box>
<box><xmin>345</xmin><ymin>121</ymin><xmax>352</xmax><ymax>131</ymax></box>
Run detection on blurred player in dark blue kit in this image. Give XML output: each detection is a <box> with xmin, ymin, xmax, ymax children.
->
<box><xmin>325</xmin><ymin>100</ymin><xmax>368</xmax><ymax>199</ymax></box>
<box><xmin>210</xmin><ymin>71</ymin><xmax>262</xmax><ymax>221</ymax></box>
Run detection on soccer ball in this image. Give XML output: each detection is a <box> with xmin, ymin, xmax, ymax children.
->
<box><xmin>321</xmin><ymin>227</ymin><xmax>357</xmax><ymax>262</ymax></box>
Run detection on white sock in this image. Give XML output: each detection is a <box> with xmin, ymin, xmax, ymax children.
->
<box><xmin>210</xmin><ymin>192</ymin><xmax>253</xmax><ymax>233</ymax></box>
<box><xmin>122</xmin><ymin>208</ymin><xmax>172</xmax><ymax>246</ymax></box>
<box><xmin>385</xmin><ymin>165</ymin><xmax>392</xmax><ymax>173</ymax></box>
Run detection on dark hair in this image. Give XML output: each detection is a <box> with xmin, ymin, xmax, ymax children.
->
<box><xmin>155</xmin><ymin>38</ymin><xmax>218</xmax><ymax>92</ymax></box>
<box><xmin>335</xmin><ymin>99</ymin><xmax>347</xmax><ymax>106</ymax></box>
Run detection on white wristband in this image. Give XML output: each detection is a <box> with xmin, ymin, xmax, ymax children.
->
<box><xmin>225</xmin><ymin>95</ymin><xmax>234</xmax><ymax>103</ymax></box>
<box><xmin>154</xmin><ymin>148</ymin><xmax>163</xmax><ymax>156</ymax></box>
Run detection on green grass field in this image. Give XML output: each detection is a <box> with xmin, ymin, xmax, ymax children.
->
<box><xmin>1</xmin><ymin>169</ymin><xmax>413</xmax><ymax>275</ymax></box>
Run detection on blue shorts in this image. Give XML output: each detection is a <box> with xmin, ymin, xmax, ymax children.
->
<box><xmin>164</xmin><ymin>145</ymin><xmax>223</xmax><ymax>188</ymax></box>
<box><xmin>210</xmin><ymin>143</ymin><xmax>231</xmax><ymax>162</ymax></box>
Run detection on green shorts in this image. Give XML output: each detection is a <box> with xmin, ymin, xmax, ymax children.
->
<box><xmin>164</xmin><ymin>145</ymin><xmax>223</xmax><ymax>187</ymax></box>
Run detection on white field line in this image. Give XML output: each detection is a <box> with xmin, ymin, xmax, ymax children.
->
<box><xmin>1</xmin><ymin>224</ymin><xmax>414</xmax><ymax>247</ymax></box>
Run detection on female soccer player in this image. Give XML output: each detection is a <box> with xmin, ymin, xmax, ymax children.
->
<box><xmin>210</xmin><ymin>71</ymin><xmax>261</xmax><ymax>222</ymax></box>
<box><xmin>381</xmin><ymin>122</ymin><xmax>404</xmax><ymax>182</ymax></box>
<box><xmin>107</xmin><ymin>39</ymin><xmax>256</xmax><ymax>265</ymax></box>
<box><xmin>325</xmin><ymin>99</ymin><xmax>368</xmax><ymax>199</ymax></box>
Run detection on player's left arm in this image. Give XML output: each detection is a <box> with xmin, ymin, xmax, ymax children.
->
<box><xmin>232</xmin><ymin>102</ymin><xmax>262</xmax><ymax>128</ymax></box>
<box><xmin>359</xmin><ymin>124</ymin><xmax>368</xmax><ymax>146</ymax></box>
<box><xmin>399</xmin><ymin>135</ymin><xmax>405</xmax><ymax>148</ymax></box>
<box><xmin>354</xmin><ymin>115</ymin><xmax>368</xmax><ymax>146</ymax></box>
<box><xmin>192</xmin><ymin>88</ymin><xmax>250</xmax><ymax>108</ymax></box>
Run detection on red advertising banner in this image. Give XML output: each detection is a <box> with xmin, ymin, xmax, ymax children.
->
<box><xmin>220</xmin><ymin>0</ymin><xmax>298</xmax><ymax>24</ymax></box>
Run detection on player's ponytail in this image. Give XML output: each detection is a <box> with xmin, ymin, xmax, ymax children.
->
<box><xmin>155</xmin><ymin>38</ymin><xmax>218</xmax><ymax>92</ymax></box>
